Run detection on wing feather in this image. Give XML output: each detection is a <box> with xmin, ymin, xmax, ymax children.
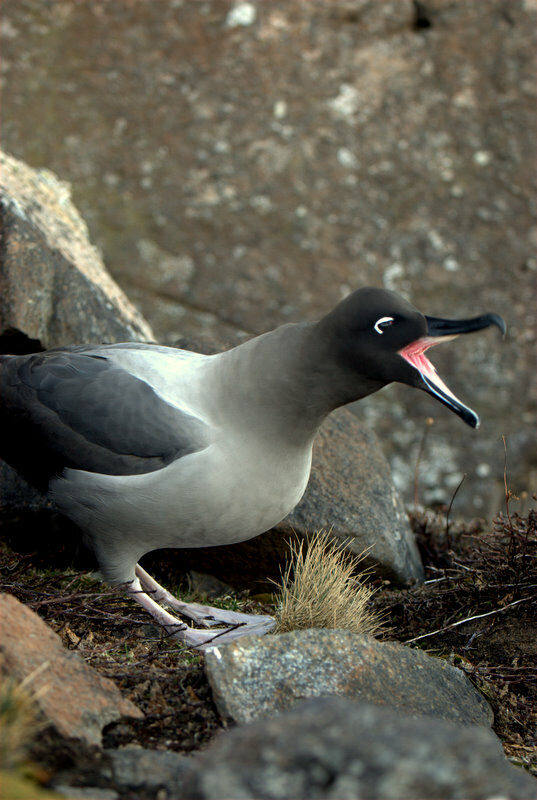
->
<box><xmin>0</xmin><ymin>350</ymin><xmax>210</xmax><ymax>489</ymax></box>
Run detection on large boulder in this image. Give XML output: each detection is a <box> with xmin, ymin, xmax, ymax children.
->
<box><xmin>0</xmin><ymin>149</ymin><xmax>154</xmax><ymax>349</ymax></box>
<box><xmin>0</xmin><ymin>150</ymin><xmax>155</xmax><ymax>517</ymax></box>
<box><xmin>179</xmin><ymin>696</ymin><xmax>536</xmax><ymax>800</ymax></box>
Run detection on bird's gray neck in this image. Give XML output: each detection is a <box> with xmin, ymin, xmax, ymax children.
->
<box><xmin>209</xmin><ymin>321</ymin><xmax>382</xmax><ymax>447</ymax></box>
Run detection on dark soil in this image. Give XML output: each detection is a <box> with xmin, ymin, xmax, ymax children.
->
<box><xmin>0</xmin><ymin>502</ymin><xmax>536</xmax><ymax>792</ymax></box>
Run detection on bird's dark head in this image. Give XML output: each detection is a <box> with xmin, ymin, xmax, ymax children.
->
<box><xmin>317</xmin><ymin>287</ymin><xmax>506</xmax><ymax>428</ymax></box>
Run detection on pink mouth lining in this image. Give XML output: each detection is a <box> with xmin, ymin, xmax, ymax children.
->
<box><xmin>398</xmin><ymin>335</ymin><xmax>461</xmax><ymax>402</ymax></box>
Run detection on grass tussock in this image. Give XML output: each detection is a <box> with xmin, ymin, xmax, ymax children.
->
<box><xmin>0</xmin><ymin>671</ymin><xmax>44</xmax><ymax>771</ymax></box>
<box><xmin>273</xmin><ymin>530</ymin><xmax>384</xmax><ymax>636</ymax></box>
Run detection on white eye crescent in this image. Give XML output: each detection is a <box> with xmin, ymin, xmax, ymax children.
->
<box><xmin>374</xmin><ymin>316</ymin><xmax>394</xmax><ymax>334</ymax></box>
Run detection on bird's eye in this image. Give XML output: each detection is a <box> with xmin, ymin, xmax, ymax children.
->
<box><xmin>374</xmin><ymin>316</ymin><xmax>394</xmax><ymax>334</ymax></box>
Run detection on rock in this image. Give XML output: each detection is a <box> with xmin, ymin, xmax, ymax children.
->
<box><xmin>104</xmin><ymin>746</ymin><xmax>192</xmax><ymax>795</ymax></box>
<box><xmin>282</xmin><ymin>407</ymin><xmax>423</xmax><ymax>583</ymax></box>
<box><xmin>187</xmin><ymin>571</ymin><xmax>235</xmax><ymax>600</ymax></box>
<box><xmin>179</xmin><ymin>696</ymin><xmax>536</xmax><ymax>800</ymax></box>
<box><xmin>0</xmin><ymin>149</ymin><xmax>156</xmax><ymax>518</ymax></box>
<box><xmin>54</xmin><ymin>788</ymin><xmax>118</xmax><ymax>800</ymax></box>
<box><xmin>0</xmin><ymin>464</ymin><xmax>52</xmax><ymax>519</ymax></box>
<box><xmin>49</xmin><ymin>744</ymin><xmax>193</xmax><ymax>798</ymax></box>
<box><xmin>205</xmin><ymin>628</ymin><xmax>492</xmax><ymax>727</ymax></box>
<box><xmin>1</xmin><ymin>0</ymin><xmax>534</xmax><ymax>514</ymax></box>
<box><xmin>0</xmin><ymin>149</ymin><xmax>154</xmax><ymax>350</ymax></box>
<box><xmin>0</xmin><ymin>594</ymin><xmax>143</xmax><ymax>746</ymax></box>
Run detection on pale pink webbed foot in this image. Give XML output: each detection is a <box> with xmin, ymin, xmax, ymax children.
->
<box><xmin>125</xmin><ymin>565</ymin><xmax>275</xmax><ymax>650</ymax></box>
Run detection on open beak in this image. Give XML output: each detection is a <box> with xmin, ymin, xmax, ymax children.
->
<box><xmin>398</xmin><ymin>313</ymin><xmax>506</xmax><ymax>428</ymax></box>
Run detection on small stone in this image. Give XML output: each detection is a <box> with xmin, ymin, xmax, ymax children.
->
<box><xmin>273</xmin><ymin>100</ymin><xmax>287</xmax><ymax>119</ymax></box>
<box><xmin>383</xmin><ymin>262</ymin><xmax>405</xmax><ymax>291</ymax></box>
<box><xmin>473</xmin><ymin>150</ymin><xmax>492</xmax><ymax>166</ymax></box>
<box><xmin>188</xmin><ymin>571</ymin><xmax>233</xmax><ymax>599</ymax></box>
<box><xmin>214</xmin><ymin>140</ymin><xmax>230</xmax><ymax>154</ymax></box>
<box><xmin>428</xmin><ymin>229</ymin><xmax>445</xmax><ymax>250</ymax></box>
<box><xmin>336</xmin><ymin>147</ymin><xmax>357</xmax><ymax>168</ymax></box>
<box><xmin>328</xmin><ymin>84</ymin><xmax>360</xmax><ymax>117</ymax></box>
<box><xmin>226</xmin><ymin>3</ymin><xmax>256</xmax><ymax>27</ymax></box>
<box><xmin>54</xmin><ymin>787</ymin><xmax>118</xmax><ymax>800</ymax></box>
<box><xmin>103</xmin><ymin>172</ymin><xmax>119</xmax><ymax>187</ymax></box>
<box><xmin>0</xmin><ymin>18</ymin><xmax>18</xmax><ymax>38</ymax></box>
<box><xmin>444</xmin><ymin>256</ymin><xmax>460</xmax><ymax>272</ymax></box>
<box><xmin>106</xmin><ymin>746</ymin><xmax>192</xmax><ymax>793</ymax></box>
<box><xmin>250</xmin><ymin>195</ymin><xmax>273</xmax><ymax>213</ymax></box>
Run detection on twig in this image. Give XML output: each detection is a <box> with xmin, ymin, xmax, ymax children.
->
<box><xmin>502</xmin><ymin>434</ymin><xmax>515</xmax><ymax>533</ymax></box>
<box><xmin>404</xmin><ymin>595</ymin><xmax>536</xmax><ymax>644</ymax></box>
<box><xmin>28</xmin><ymin>590</ymin><xmax>111</xmax><ymax>608</ymax></box>
<box><xmin>444</xmin><ymin>473</ymin><xmax>466</xmax><ymax>550</ymax></box>
<box><xmin>450</xmin><ymin>562</ymin><xmax>472</xmax><ymax>572</ymax></box>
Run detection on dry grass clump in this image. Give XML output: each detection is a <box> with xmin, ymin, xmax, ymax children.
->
<box><xmin>273</xmin><ymin>530</ymin><xmax>384</xmax><ymax>636</ymax></box>
<box><xmin>0</xmin><ymin>671</ymin><xmax>44</xmax><ymax>771</ymax></box>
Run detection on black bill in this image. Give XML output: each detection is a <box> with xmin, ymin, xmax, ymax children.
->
<box><xmin>398</xmin><ymin>312</ymin><xmax>507</xmax><ymax>428</ymax></box>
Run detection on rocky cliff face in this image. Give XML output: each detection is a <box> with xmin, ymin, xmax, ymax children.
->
<box><xmin>2</xmin><ymin>0</ymin><xmax>535</xmax><ymax>513</ymax></box>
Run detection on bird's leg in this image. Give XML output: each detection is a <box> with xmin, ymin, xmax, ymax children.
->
<box><xmin>125</xmin><ymin>577</ymin><xmax>212</xmax><ymax>647</ymax></box>
<box><xmin>125</xmin><ymin>576</ymin><xmax>275</xmax><ymax>650</ymax></box>
<box><xmin>134</xmin><ymin>563</ymin><xmax>276</xmax><ymax>630</ymax></box>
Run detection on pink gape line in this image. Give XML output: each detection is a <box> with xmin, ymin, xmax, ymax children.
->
<box><xmin>398</xmin><ymin>335</ymin><xmax>461</xmax><ymax>402</ymax></box>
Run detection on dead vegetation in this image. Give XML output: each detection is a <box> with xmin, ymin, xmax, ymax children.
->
<box><xmin>375</xmin><ymin>503</ymin><xmax>537</xmax><ymax>775</ymax></box>
<box><xmin>0</xmin><ymin>671</ymin><xmax>44</xmax><ymax>771</ymax></box>
<box><xmin>273</xmin><ymin>530</ymin><xmax>384</xmax><ymax>637</ymax></box>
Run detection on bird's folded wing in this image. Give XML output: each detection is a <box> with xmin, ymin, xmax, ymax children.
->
<box><xmin>0</xmin><ymin>350</ymin><xmax>210</xmax><ymax>486</ymax></box>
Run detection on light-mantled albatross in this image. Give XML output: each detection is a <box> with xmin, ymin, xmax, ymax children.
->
<box><xmin>0</xmin><ymin>288</ymin><xmax>505</xmax><ymax>648</ymax></box>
